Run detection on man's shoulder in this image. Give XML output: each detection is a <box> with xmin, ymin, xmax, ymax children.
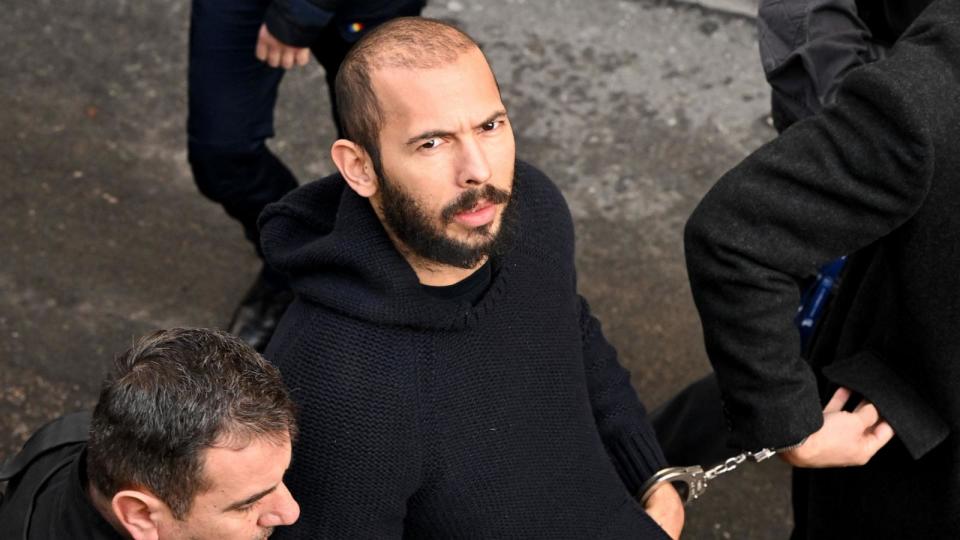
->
<box><xmin>516</xmin><ymin>160</ymin><xmax>563</xmax><ymax>198</ymax></box>
<box><xmin>268</xmin><ymin>302</ymin><xmax>420</xmax><ymax>380</ymax></box>
<box><xmin>513</xmin><ymin>160</ymin><xmax>575</xmax><ymax>237</ymax></box>
<box><xmin>2</xmin><ymin>411</ymin><xmax>90</xmax><ymax>483</ymax></box>
<box><xmin>1</xmin><ymin>438</ymin><xmax>85</xmax><ymax>488</ymax></box>
<box><xmin>1</xmin><ymin>438</ymin><xmax>86</xmax><ymax>537</ymax></box>
<box><xmin>514</xmin><ymin>160</ymin><xmax>573</xmax><ymax>217</ymax></box>
<box><xmin>266</xmin><ymin>312</ymin><xmax>421</xmax><ymax>426</ymax></box>
<box><xmin>260</xmin><ymin>171</ymin><xmax>348</xmax><ymax>233</ymax></box>
<box><xmin>845</xmin><ymin>2</ymin><xmax>960</xmax><ymax>123</ymax></box>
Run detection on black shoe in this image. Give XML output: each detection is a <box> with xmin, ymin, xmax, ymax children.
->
<box><xmin>228</xmin><ymin>270</ymin><xmax>294</xmax><ymax>352</ymax></box>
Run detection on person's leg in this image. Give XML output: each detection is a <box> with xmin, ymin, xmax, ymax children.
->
<box><xmin>187</xmin><ymin>0</ymin><xmax>297</xmax><ymax>350</ymax></box>
<box><xmin>187</xmin><ymin>0</ymin><xmax>298</xmax><ymax>254</ymax></box>
<box><xmin>188</xmin><ymin>148</ymin><xmax>299</xmax><ymax>256</ymax></box>
<box><xmin>790</xmin><ymin>468</ymin><xmax>810</xmax><ymax>540</ymax></box>
<box><xmin>650</xmin><ymin>372</ymin><xmax>731</xmax><ymax>466</ymax></box>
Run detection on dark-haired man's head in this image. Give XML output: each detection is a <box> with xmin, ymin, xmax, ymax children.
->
<box><xmin>86</xmin><ymin>328</ymin><xmax>300</xmax><ymax>539</ymax></box>
<box><xmin>331</xmin><ymin>18</ymin><xmax>517</xmax><ymax>278</ymax></box>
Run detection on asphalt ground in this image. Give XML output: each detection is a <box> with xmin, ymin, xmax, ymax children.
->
<box><xmin>1</xmin><ymin>0</ymin><xmax>795</xmax><ymax>537</ymax></box>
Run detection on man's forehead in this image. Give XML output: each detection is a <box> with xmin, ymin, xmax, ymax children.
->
<box><xmin>199</xmin><ymin>436</ymin><xmax>292</xmax><ymax>493</ymax></box>
<box><xmin>371</xmin><ymin>56</ymin><xmax>495</xmax><ymax>92</ymax></box>
<box><xmin>371</xmin><ymin>50</ymin><xmax>503</xmax><ymax>133</ymax></box>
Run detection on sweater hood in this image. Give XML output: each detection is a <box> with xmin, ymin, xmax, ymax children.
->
<box><xmin>258</xmin><ymin>168</ymin><xmax>527</xmax><ymax>330</ymax></box>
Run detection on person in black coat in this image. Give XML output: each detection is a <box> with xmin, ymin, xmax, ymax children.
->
<box><xmin>684</xmin><ymin>0</ymin><xmax>960</xmax><ymax>537</ymax></box>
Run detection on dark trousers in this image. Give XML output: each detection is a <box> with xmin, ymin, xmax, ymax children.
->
<box><xmin>189</xmin><ymin>0</ymin><xmax>310</xmax><ymax>257</ymax></box>
<box><xmin>651</xmin><ymin>373</ymin><xmax>732</xmax><ymax>467</ymax></box>
<box><xmin>186</xmin><ymin>0</ymin><xmax>421</xmax><ymax>261</ymax></box>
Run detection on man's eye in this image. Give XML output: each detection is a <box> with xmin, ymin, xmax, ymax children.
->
<box><xmin>236</xmin><ymin>503</ymin><xmax>256</xmax><ymax>514</ymax></box>
<box><xmin>420</xmin><ymin>138</ymin><xmax>441</xmax><ymax>150</ymax></box>
<box><xmin>481</xmin><ymin>120</ymin><xmax>501</xmax><ymax>131</ymax></box>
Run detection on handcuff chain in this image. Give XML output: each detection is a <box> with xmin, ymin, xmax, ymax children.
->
<box><xmin>702</xmin><ymin>447</ymin><xmax>778</xmax><ymax>481</ymax></box>
<box><xmin>703</xmin><ymin>453</ymin><xmax>747</xmax><ymax>480</ymax></box>
<box><xmin>640</xmin><ymin>447</ymin><xmax>784</xmax><ymax>505</ymax></box>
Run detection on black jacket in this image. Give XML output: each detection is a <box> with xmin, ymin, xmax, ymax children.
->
<box><xmin>265</xmin><ymin>0</ymin><xmax>426</xmax><ymax>47</ymax></box>
<box><xmin>0</xmin><ymin>412</ymin><xmax>121</xmax><ymax>540</ymax></box>
<box><xmin>260</xmin><ymin>161</ymin><xmax>669</xmax><ymax>538</ymax></box>
<box><xmin>685</xmin><ymin>1</ymin><xmax>960</xmax><ymax>536</ymax></box>
<box><xmin>758</xmin><ymin>0</ymin><xmax>934</xmax><ymax>131</ymax></box>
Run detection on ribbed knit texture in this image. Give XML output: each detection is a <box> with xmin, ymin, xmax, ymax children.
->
<box><xmin>260</xmin><ymin>161</ymin><xmax>668</xmax><ymax>539</ymax></box>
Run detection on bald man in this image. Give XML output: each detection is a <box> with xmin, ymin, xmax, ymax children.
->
<box><xmin>260</xmin><ymin>17</ymin><xmax>683</xmax><ymax>539</ymax></box>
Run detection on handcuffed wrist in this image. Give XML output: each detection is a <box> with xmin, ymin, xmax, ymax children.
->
<box><xmin>774</xmin><ymin>436</ymin><xmax>809</xmax><ymax>453</ymax></box>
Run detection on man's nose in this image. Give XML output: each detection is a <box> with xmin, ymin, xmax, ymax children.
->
<box><xmin>456</xmin><ymin>136</ymin><xmax>492</xmax><ymax>187</ymax></box>
<box><xmin>259</xmin><ymin>483</ymin><xmax>301</xmax><ymax>527</ymax></box>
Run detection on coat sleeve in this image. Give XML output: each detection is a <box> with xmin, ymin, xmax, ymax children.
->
<box><xmin>264</xmin><ymin>0</ymin><xmax>336</xmax><ymax>47</ymax></box>
<box><xmin>684</xmin><ymin>57</ymin><xmax>935</xmax><ymax>451</ymax></box>
<box><xmin>758</xmin><ymin>0</ymin><xmax>888</xmax><ymax>130</ymax></box>
<box><xmin>578</xmin><ymin>295</ymin><xmax>667</xmax><ymax>495</ymax></box>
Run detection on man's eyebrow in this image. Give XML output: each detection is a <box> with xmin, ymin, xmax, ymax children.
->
<box><xmin>224</xmin><ymin>485</ymin><xmax>278</xmax><ymax>512</ymax></box>
<box><xmin>404</xmin><ymin>110</ymin><xmax>508</xmax><ymax>146</ymax></box>
<box><xmin>406</xmin><ymin>128</ymin><xmax>454</xmax><ymax>146</ymax></box>
<box><xmin>475</xmin><ymin>110</ymin><xmax>508</xmax><ymax>129</ymax></box>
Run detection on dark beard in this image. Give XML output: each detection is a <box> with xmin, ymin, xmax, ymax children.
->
<box><xmin>377</xmin><ymin>167</ymin><xmax>517</xmax><ymax>269</ymax></box>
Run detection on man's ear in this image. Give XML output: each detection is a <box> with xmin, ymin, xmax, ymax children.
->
<box><xmin>331</xmin><ymin>139</ymin><xmax>379</xmax><ymax>198</ymax></box>
<box><xmin>112</xmin><ymin>490</ymin><xmax>164</xmax><ymax>540</ymax></box>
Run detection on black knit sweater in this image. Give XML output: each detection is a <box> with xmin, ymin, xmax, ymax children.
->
<box><xmin>260</xmin><ymin>161</ymin><xmax>669</xmax><ymax>539</ymax></box>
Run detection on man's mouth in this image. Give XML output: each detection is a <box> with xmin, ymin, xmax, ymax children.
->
<box><xmin>453</xmin><ymin>201</ymin><xmax>497</xmax><ymax>227</ymax></box>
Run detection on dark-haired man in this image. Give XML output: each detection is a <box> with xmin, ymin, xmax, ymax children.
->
<box><xmin>260</xmin><ymin>17</ymin><xmax>682</xmax><ymax>539</ymax></box>
<box><xmin>0</xmin><ymin>328</ymin><xmax>300</xmax><ymax>539</ymax></box>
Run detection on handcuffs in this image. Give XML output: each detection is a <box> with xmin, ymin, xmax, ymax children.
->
<box><xmin>638</xmin><ymin>440</ymin><xmax>805</xmax><ymax>505</ymax></box>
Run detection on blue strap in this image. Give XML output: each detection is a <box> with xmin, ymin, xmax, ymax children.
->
<box><xmin>795</xmin><ymin>256</ymin><xmax>847</xmax><ymax>349</ymax></box>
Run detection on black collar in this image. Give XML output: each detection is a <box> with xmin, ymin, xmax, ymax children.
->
<box><xmin>25</xmin><ymin>447</ymin><xmax>124</xmax><ymax>539</ymax></box>
<box><xmin>421</xmin><ymin>259</ymin><xmax>493</xmax><ymax>305</ymax></box>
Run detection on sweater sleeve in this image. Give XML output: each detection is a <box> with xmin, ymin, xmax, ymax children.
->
<box><xmin>578</xmin><ymin>295</ymin><xmax>667</xmax><ymax>495</ymax></box>
<box><xmin>684</xmin><ymin>57</ymin><xmax>934</xmax><ymax>451</ymax></box>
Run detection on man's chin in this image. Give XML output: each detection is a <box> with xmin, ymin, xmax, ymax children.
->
<box><xmin>460</xmin><ymin>224</ymin><xmax>494</xmax><ymax>240</ymax></box>
<box><xmin>427</xmin><ymin>234</ymin><xmax>497</xmax><ymax>269</ymax></box>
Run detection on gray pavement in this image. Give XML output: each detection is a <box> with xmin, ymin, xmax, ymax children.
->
<box><xmin>676</xmin><ymin>0</ymin><xmax>757</xmax><ymax>18</ymax></box>
<box><xmin>1</xmin><ymin>0</ymin><xmax>792</xmax><ymax>537</ymax></box>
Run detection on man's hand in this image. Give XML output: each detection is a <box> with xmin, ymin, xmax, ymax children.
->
<box><xmin>780</xmin><ymin>387</ymin><xmax>895</xmax><ymax>468</ymax></box>
<box><xmin>256</xmin><ymin>24</ymin><xmax>310</xmax><ymax>69</ymax></box>
<box><xmin>643</xmin><ymin>482</ymin><xmax>684</xmax><ymax>539</ymax></box>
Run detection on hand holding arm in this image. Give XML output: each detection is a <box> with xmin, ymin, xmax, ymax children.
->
<box><xmin>780</xmin><ymin>387</ymin><xmax>895</xmax><ymax>468</ymax></box>
<box><xmin>256</xmin><ymin>24</ymin><xmax>310</xmax><ymax>69</ymax></box>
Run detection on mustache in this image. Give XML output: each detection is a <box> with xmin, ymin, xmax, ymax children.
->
<box><xmin>440</xmin><ymin>184</ymin><xmax>511</xmax><ymax>224</ymax></box>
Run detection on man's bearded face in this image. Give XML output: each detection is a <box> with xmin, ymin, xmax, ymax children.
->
<box><xmin>377</xmin><ymin>167</ymin><xmax>516</xmax><ymax>269</ymax></box>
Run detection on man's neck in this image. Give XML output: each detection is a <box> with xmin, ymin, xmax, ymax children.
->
<box><xmin>87</xmin><ymin>482</ymin><xmax>131</xmax><ymax>538</ymax></box>
<box><xmin>407</xmin><ymin>252</ymin><xmax>488</xmax><ymax>286</ymax></box>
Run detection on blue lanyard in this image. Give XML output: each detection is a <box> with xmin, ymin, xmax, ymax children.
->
<box><xmin>795</xmin><ymin>256</ymin><xmax>847</xmax><ymax>348</ymax></box>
